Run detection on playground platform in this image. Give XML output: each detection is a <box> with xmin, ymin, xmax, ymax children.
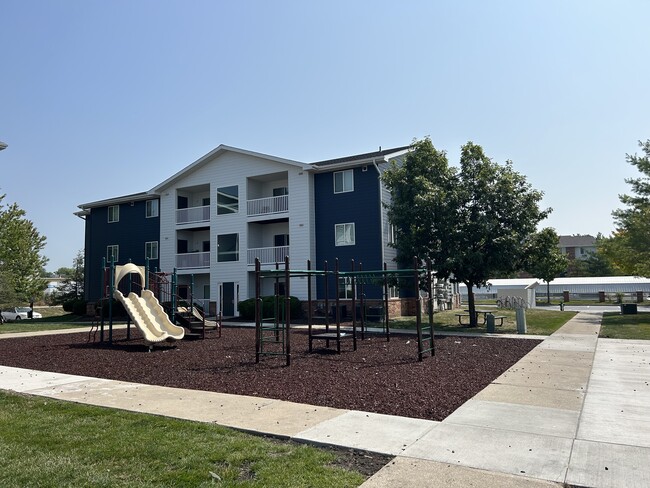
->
<box><xmin>0</xmin><ymin>312</ymin><xmax>648</xmax><ymax>487</ymax></box>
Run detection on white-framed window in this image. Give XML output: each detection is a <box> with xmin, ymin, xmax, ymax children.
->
<box><xmin>107</xmin><ymin>245</ymin><xmax>119</xmax><ymax>263</ymax></box>
<box><xmin>335</xmin><ymin>223</ymin><xmax>355</xmax><ymax>246</ymax></box>
<box><xmin>333</xmin><ymin>169</ymin><xmax>354</xmax><ymax>193</ymax></box>
<box><xmin>273</xmin><ymin>187</ymin><xmax>288</xmax><ymax>196</ymax></box>
<box><xmin>388</xmin><ymin>224</ymin><xmax>396</xmax><ymax>244</ymax></box>
<box><xmin>217</xmin><ymin>186</ymin><xmax>239</xmax><ymax>214</ymax></box>
<box><xmin>108</xmin><ymin>205</ymin><xmax>119</xmax><ymax>223</ymax></box>
<box><xmin>338</xmin><ymin>277</ymin><xmax>355</xmax><ymax>299</ymax></box>
<box><xmin>388</xmin><ymin>285</ymin><xmax>399</xmax><ymax>299</ymax></box>
<box><xmin>145</xmin><ymin>241</ymin><xmax>159</xmax><ymax>260</ymax></box>
<box><xmin>145</xmin><ymin>199</ymin><xmax>159</xmax><ymax>218</ymax></box>
<box><xmin>217</xmin><ymin>233</ymin><xmax>239</xmax><ymax>262</ymax></box>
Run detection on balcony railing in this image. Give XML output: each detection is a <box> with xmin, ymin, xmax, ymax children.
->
<box><xmin>176</xmin><ymin>252</ymin><xmax>211</xmax><ymax>269</ymax></box>
<box><xmin>247</xmin><ymin>246</ymin><xmax>290</xmax><ymax>265</ymax></box>
<box><xmin>177</xmin><ymin>205</ymin><xmax>210</xmax><ymax>225</ymax></box>
<box><xmin>247</xmin><ymin>195</ymin><xmax>288</xmax><ymax>217</ymax></box>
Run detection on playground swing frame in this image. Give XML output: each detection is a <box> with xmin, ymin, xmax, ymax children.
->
<box><xmin>254</xmin><ymin>256</ymin><xmax>436</xmax><ymax>366</ymax></box>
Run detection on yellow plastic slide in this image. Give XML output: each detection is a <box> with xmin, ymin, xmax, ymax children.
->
<box><xmin>113</xmin><ymin>263</ymin><xmax>184</xmax><ymax>345</ymax></box>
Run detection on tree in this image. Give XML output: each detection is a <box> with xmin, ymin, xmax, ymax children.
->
<box><xmin>524</xmin><ymin>228</ymin><xmax>568</xmax><ymax>303</ymax></box>
<box><xmin>600</xmin><ymin>141</ymin><xmax>650</xmax><ymax>277</ymax></box>
<box><xmin>383</xmin><ymin>139</ymin><xmax>550</xmax><ymax>327</ymax></box>
<box><xmin>52</xmin><ymin>250</ymin><xmax>85</xmax><ymax>304</ymax></box>
<box><xmin>0</xmin><ymin>195</ymin><xmax>48</xmax><ymax>307</ymax></box>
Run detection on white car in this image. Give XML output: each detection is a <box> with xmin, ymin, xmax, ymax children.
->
<box><xmin>1</xmin><ymin>307</ymin><xmax>42</xmax><ymax>322</ymax></box>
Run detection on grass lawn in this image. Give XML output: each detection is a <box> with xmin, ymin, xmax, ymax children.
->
<box><xmin>0</xmin><ymin>391</ymin><xmax>367</xmax><ymax>487</ymax></box>
<box><xmin>1</xmin><ymin>306</ymin><xmax>127</xmax><ymax>334</ymax></box>
<box><xmin>600</xmin><ymin>312</ymin><xmax>650</xmax><ymax>340</ymax></box>
<box><xmin>390</xmin><ymin>308</ymin><xmax>576</xmax><ymax>336</ymax></box>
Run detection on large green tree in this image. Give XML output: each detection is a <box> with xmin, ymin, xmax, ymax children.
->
<box><xmin>600</xmin><ymin>140</ymin><xmax>650</xmax><ymax>276</ymax></box>
<box><xmin>524</xmin><ymin>228</ymin><xmax>568</xmax><ymax>303</ymax></box>
<box><xmin>383</xmin><ymin>139</ymin><xmax>550</xmax><ymax>326</ymax></box>
<box><xmin>0</xmin><ymin>195</ymin><xmax>48</xmax><ymax>307</ymax></box>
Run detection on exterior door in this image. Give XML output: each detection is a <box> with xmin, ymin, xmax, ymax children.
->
<box><xmin>221</xmin><ymin>282</ymin><xmax>235</xmax><ymax>317</ymax></box>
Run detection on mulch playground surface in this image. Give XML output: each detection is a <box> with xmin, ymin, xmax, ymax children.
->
<box><xmin>0</xmin><ymin>326</ymin><xmax>539</xmax><ymax>422</ymax></box>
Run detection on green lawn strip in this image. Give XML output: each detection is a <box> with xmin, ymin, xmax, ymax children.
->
<box><xmin>0</xmin><ymin>322</ymin><xmax>93</xmax><ymax>333</ymax></box>
<box><xmin>600</xmin><ymin>312</ymin><xmax>650</xmax><ymax>340</ymax></box>
<box><xmin>389</xmin><ymin>309</ymin><xmax>575</xmax><ymax>336</ymax></box>
<box><xmin>0</xmin><ymin>392</ymin><xmax>365</xmax><ymax>487</ymax></box>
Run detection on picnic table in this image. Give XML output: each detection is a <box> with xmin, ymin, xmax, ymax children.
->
<box><xmin>455</xmin><ymin>309</ymin><xmax>505</xmax><ymax>326</ymax></box>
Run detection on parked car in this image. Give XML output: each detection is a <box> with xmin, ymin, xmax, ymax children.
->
<box><xmin>1</xmin><ymin>307</ymin><xmax>42</xmax><ymax>321</ymax></box>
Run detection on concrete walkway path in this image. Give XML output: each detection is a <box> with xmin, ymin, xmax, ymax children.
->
<box><xmin>0</xmin><ymin>312</ymin><xmax>648</xmax><ymax>487</ymax></box>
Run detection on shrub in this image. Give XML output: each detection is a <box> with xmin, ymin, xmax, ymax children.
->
<box><xmin>63</xmin><ymin>299</ymin><xmax>88</xmax><ymax>316</ymax></box>
<box><xmin>238</xmin><ymin>296</ymin><xmax>302</xmax><ymax>321</ymax></box>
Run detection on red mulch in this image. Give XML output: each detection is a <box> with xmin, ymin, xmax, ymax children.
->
<box><xmin>0</xmin><ymin>327</ymin><xmax>539</xmax><ymax>421</ymax></box>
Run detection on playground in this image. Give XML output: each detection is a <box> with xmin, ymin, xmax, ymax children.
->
<box><xmin>0</xmin><ymin>326</ymin><xmax>538</xmax><ymax>421</ymax></box>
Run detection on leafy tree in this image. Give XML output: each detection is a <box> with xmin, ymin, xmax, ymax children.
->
<box><xmin>524</xmin><ymin>228</ymin><xmax>568</xmax><ymax>303</ymax></box>
<box><xmin>52</xmin><ymin>250</ymin><xmax>85</xmax><ymax>304</ymax></box>
<box><xmin>383</xmin><ymin>139</ymin><xmax>549</xmax><ymax>327</ymax></box>
<box><xmin>600</xmin><ymin>141</ymin><xmax>650</xmax><ymax>276</ymax></box>
<box><xmin>0</xmin><ymin>195</ymin><xmax>48</xmax><ymax>307</ymax></box>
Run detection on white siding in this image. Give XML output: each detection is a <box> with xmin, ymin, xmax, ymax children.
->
<box><xmin>158</xmin><ymin>150</ymin><xmax>314</xmax><ymax>315</ymax></box>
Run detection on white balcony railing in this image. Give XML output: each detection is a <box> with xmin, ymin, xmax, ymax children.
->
<box><xmin>247</xmin><ymin>246</ymin><xmax>290</xmax><ymax>265</ymax></box>
<box><xmin>176</xmin><ymin>252</ymin><xmax>211</xmax><ymax>269</ymax></box>
<box><xmin>177</xmin><ymin>205</ymin><xmax>210</xmax><ymax>225</ymax></box>
<box><xmin>247</xmin><ymin>195</ymin><xmax>288</xmax><ymax>217</ymax></box>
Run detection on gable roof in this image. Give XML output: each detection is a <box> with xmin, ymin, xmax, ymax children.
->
<box><xmin>559</xmin><ymin>235</ymin><xmax>596</xmax><ymax>247</ymax></box>
<box><xmin>150</xmin><ymin>144</ymin><xmax>312</xmax><ymax>193</ymax></box>
<box><xmin>311</xmin><ymin>145</ymin><xmax>410</xmax><ymax>170</ymax></box>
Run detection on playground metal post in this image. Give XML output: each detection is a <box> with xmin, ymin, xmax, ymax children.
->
<box><xmin>100</xmin><ymin>257</ymin><xmax>106</xmax><ymax>343</ymax></box>
<box><xmin>284</xmin><ymin>255</ymin><xmax>291</xmax><ymax>366</ymax></box>
<box><xmin>255</xmin><ymin>258</ymin><xmax>261</xmax><ymax>363</ymax></box>
<box><xmin>414</xmin><ymin>256</ymin><xmax>424</xmax><ymax>362</ymax></box>
<box><xmin>109</xmin><ymin>257</ymin><xmax>115</xmax><ymax>345</ymax></box>
<box><xmin>427</xmin><ymin>259</ymin><xmax>435</xmax><ymax>355</ymax></box>
<box><xmin>350</xmin><ymin>259</ymin><xmax>357</xmax><ymax>351</ymax></box>
<box><xmin>383</xmin><ymin>262</ymin><xmax>390</xmax><ymax>342</ymax></box>
<box><xmin>335</xmin><ymin>258</ymin><xmax>341</xmax><ymax>353</ymax></box>
<box><xmin>307</xmin><ymin>259</ymin><xmax>313</xmax><ymax>353</ymax></box>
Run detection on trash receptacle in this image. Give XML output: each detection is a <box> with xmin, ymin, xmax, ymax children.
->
<box><xmin>620</xmin><ymin>303</ymin><xmax>638</xmax><ymax>315</ymax></box>
<box><xmin>486</xmin><ymin>313</ymin><xmax>495</xmax><ymax>333</ymax></box>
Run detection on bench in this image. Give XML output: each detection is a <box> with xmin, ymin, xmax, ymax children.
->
<box><xmin>455</xmin><ymin>313</ymin><xmax>472</xmax><ymax>326</ymax></box>
<box><xmin>492</xmin><ymin>315</ymin><xmax>506</xmax><ymax>326</ymax></box>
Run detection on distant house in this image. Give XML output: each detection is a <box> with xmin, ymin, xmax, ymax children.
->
<box><xmin>558</xmin><ymin>235</ymin><xmax>596</xmax><ymax>260</ymax></box>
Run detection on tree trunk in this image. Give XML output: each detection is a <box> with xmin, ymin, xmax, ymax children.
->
<box><xmin>466</xmin><ymin>282</ymin><xmax>478</xmax><ymax>328</ymax></box>
<box><xmin>546</xmin><ymin>281</ymin><xmax>551</xmax><ymax>305</ymax></box>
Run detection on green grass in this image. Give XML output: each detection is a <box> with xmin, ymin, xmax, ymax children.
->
<box><xmin>0</xmin><ymin>306</ymin><xmax>127</xmax><ymax>334</ymax></box>
<box><xmin>600</xmin><ymin>312</ymin><xmax>650</xmax><ymax>340</ymax></box>
<box><xmin>0</xmin><ymin>391</ymin><xmax>366</xmax><ymax>487</ymax></box>
<box><xmin>389</xmin><ymin>308</ymin><xmax>576</xmax><ymax>336</ymax></box>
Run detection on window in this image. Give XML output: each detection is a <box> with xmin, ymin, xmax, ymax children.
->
<box><xmin>145</xmin><ymin>241</ymin><xmax>159</xmax><ymax>260</ymax></box>
<box><xmin>217</xmin><ymin>234</ymin><xmax>239</xmax><ymax>262</ymax></box>
<box><xmin>145</xmin><ymin>199</ymin><xmax>159</xmax><ymax>218</ymax></box>
<box><xmin>388</xmin><ymin>224</ymin><xmax>396</xmax><ymax>244</ymax></box>
<box><xmin>107</xmin><ymin>245</ymin><xmax>119</xmax><ymax>263</ymax></box>
<box><xmin>335</xmin><ymin>223</ymin><xmax>355</xmax><ymax>246</ymax></box>
<box><xmin>338</xmin><ymin>278</ymin><xmax>355</xmax><ymax>299</ymax></box>
<box><xmin>217</xmin><ymin>186</ymin><xmax>239</xmax><ymax>214</ymax></box>
<box><xmin>388</xmin><ymin>286</ymin><xmax>399</xmax><ymax>299</ymax></box>
<box><xmin>273</xmin><ymin>187</ymin><xmax>288</xmax><ymax>196</ymax></box>
<box><xmin>333</xmin><ymin>170</ymin><xmax>354</xmax><ymax>193</ymax></box>
<box><xmin>108</xmin><ymin>205</ymin><xmax>119</xmax><ymax>223</ymax></box>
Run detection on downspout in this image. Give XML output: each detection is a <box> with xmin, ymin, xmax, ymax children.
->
<box><xmin>372</xmin><ymin>159</ymin><xmax>384</xmax><ymax>266</ymax></box>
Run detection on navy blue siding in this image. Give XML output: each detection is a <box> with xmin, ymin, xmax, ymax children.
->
<box><xmin>314</xmin><ymin>166</ymin><xmax>384</xmax><ymax>299</ymax></box>
<box><xmin>84</xmin><ymin>200</ymin><xmax>160</xmax><ymax>301</ymax></box>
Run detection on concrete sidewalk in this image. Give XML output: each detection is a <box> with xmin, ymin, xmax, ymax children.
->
<box><xmin>0</xmin><ymin>312</ymin><xmax>648</xmax><ymax>487</ymax></box>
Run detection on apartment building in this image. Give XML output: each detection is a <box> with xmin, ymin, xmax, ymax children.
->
<box><xmin>76</xmin><ymin>144</ymin><xmax>410</xmax><ymax>316</ymax></box>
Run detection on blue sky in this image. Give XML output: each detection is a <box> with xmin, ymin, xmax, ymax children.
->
<box><xmin>1</xmin><ymin>1</ymin><xmax>649</xmax><ymax>271</ymax></box>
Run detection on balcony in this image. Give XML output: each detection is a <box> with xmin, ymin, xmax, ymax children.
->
<box><xmin>176</xmin><ymin>252</ymin><xmax>210</xmax><ymax>269</ymax></box>
<box><xmin>247</xmin><ymin>195</ymin><xmax>288</xmax><ymax>217</ymax></box>
<box><xmin>177</xmin><ymin>205</ymin><xmax>210</xmax><ymax>225</ymax></box>
<box><xmin>247</xmin><ymin>246</ymin><xmax>290</xmax><ymax>265</ymax></box>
